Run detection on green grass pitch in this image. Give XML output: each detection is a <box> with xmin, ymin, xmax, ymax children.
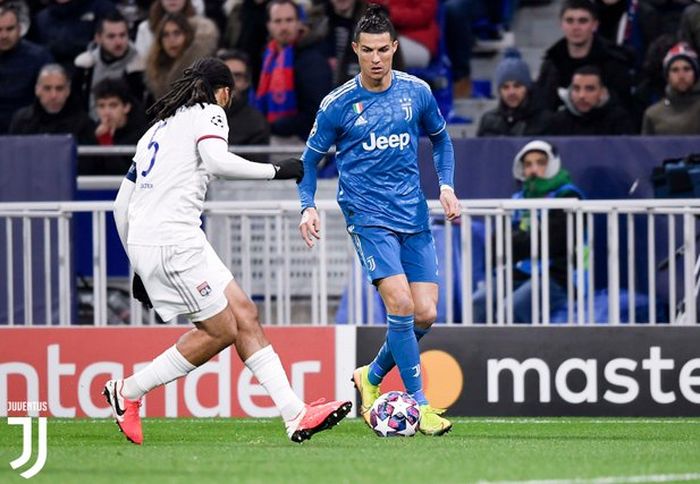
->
<box><xmin>2</xmin><ymin>417</ymin><xmax>700</xmax><ymax>483</ymax></box>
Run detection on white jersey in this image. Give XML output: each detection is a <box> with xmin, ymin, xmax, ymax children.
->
<box><xmin>127</xmin><ymin>103</ymin><xmax>229</xmax><ymax>246</ymax></box>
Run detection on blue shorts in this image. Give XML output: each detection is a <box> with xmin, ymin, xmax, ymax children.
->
<box><xmin>347</xmin><ymin>225</ymin><xmax>439</xmax><ymax>284</ymax></box>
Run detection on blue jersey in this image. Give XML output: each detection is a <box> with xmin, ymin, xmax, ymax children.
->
<box><xmin>298</xmin><ymin>71</ymin><xmax>454</xmax><ymax>233</ymax></box>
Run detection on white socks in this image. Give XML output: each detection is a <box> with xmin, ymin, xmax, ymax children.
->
<box><xmin>245</xmin><ymin>345</ymin><xmax>305</xmax><ymax>422</ymax></box>
<box><xmin>121</xmin><ymin>345</ymin><xmax>196</xmax><ymax>400</ymax></box>
<box><xmin>120</xmin><ymin>344</ymin><xmax>305</xmax><ymax>424</ymax></box>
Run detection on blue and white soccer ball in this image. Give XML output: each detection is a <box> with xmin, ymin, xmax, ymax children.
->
<box><xmin>369</xmin><ymin>391</ymin><xmax>421</xmax><ymax>437</ymax></box>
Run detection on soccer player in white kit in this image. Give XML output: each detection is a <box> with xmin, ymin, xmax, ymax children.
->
<box><xmin>103</xmin><ymin>57</ymin><xmax>351</xmax><ymax>445</ymax></box>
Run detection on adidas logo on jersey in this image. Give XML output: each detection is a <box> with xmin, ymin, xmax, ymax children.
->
<box><xmin>355</xmin><ymin>115</ymin><xmax>368</xmax><ymax>126</ymax></box>
<box><xmin>362</xmin><ymin>132</ymin><xmax>411</xmax><ymax>152</ymax></box>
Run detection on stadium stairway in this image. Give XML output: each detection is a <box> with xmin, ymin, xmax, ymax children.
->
<box><xmin>451</xmin><ymin>0</ymin><xmax>564</xmax><ymax>137</ymax></box>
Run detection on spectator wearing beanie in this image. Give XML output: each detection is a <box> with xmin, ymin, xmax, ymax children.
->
<box><xmin>477</xmin><ymin>48</ymin><xmax>553</xmax><ymax>137</ymax></box>
<box><xmin>642</xmin><ymin>42</ymin><xmax>700</xmax><ymax>135</ymax></box>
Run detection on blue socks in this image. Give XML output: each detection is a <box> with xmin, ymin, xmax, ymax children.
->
<box><xmin>368</xmin><ymin>314</ymin><xmax>428</xmax><ymax>405</ymax></box>
<box><xmin>368</xmin><ymin>326</ymin><xmax>429</xmax><ymax>385</ymax></box>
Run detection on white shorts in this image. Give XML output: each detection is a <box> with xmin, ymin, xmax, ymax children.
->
<box><xmin>128</xmin><ymin>242</ymin><xmax>233</xmax><ymax>322</ymax></box>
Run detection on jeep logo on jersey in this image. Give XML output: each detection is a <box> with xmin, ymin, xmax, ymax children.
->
<box><xmin>362</xmin><ymin>132</ymin><xmax>411</xmax><ymax>151</ymax></box>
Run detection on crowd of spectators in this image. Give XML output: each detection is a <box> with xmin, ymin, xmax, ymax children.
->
<box><xmin>1</xmin><ymin>0</ymin><xmax>700</xmax><ymax>174</ymax></box>
<box><xmin>477</xmin><ymin>0</ymin><xmax>700</xmax><ymax>137</ymax></box>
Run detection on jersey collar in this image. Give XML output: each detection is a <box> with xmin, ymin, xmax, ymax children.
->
<box><xmin>355</xmin><ymin>70</ymin><xmax>395</xmax><ymax>94</ymax></box>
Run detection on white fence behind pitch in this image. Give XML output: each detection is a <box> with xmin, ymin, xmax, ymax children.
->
<box><xmin>1</xmin><ymin>199</ymin><xmax>699</xmax><ymax>326</ymax></box>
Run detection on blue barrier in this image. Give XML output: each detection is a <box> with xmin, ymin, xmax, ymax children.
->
<box><xmin>74</xmin><ymin>188</ymin><xmax>129</xmax><ymax>278</ymax></box>
<box><xmin>419</xmin><ymin>136</ymin><xmax>700</xmax><ymax>200</ymax></box>
<box><xmin>0</xmin><ymin>135</ymin><xmax>76</xmax><ymax>324</ymax></box>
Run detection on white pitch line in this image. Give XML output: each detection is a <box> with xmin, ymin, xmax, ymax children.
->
<box><xmin>478</xmin><ymin>472</ymin><xmax>700</xmax><ymax>484</ymax></box>
<box><xmin>42</xmin><ymin>417</ymin><xmax>700</xmax><ymax>425</ymax></box>
<box><xmin>454</xmin><ymin>418</ymin><xmax>700</xmax><ymax>425</ymax></box>
<box><xmin>48</xmin><ymin>418</ymin><xmax>277</xmax><ymax>424</ymax></box>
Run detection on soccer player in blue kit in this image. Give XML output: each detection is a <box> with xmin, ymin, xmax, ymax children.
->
<box><xmin>297</xmin><ymin>5</ymin><xmax>460</xmax><ymax>435</ymax></box>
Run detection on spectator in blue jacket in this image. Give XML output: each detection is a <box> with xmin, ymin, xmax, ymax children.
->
<box><xmin>472</xmin><ymin>140</ymin><xmax>584</xmax><ymax>324</ymax></box>
<box><xmin>255</xmin><ymin>0</ymin><xmax>332</xmax><ymax>141</ymax></box>
<box><xmin>0</xmin><ymin>2</ymin><xmax>52</xmax><ymax>133</ymax></box>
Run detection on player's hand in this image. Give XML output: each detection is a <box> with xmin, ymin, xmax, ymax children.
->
<box><xmin>440</xmin><ymin>187</ymin><xmax>461</xmax><ymax>221</ymax></box>
<box><xmin>132</xmin><ymin>273</ymin><xmax>153</xmax><ymax>309</ymax></box>
<box><xmin>299</xmin><ymin>207</ymin><xmax>321</xmax><ymax>248</ymax></box>
<box><xmin>273</xmin><ymin>158</ymin><xmax>304</xmax><ymax>183</ymax></box>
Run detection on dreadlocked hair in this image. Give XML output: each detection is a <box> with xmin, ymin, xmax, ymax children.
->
<box><xmin>147</xmin><ymin>57</ymin><xmax>234</xmax><ymax>121</ymax></box>
<box><xmin>353</xmin><ymin>3</ymin><xmax>396</xmax><ymax>42</ymax></box>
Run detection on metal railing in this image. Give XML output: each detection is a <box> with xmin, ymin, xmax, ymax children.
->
<box><xmin>1</xmin><ymin>198</ymin><xmax>699</xmax><ymax>326</ymax></box>
<box><xmin>75</xmin><ymin>144</ymin><xmax>324</xmax><ymax>191</ymax></box>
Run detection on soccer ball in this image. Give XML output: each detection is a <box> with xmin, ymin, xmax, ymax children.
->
<box><xmin>369</xmin><ymin>391</ymin><xmax>421</xmax><ymax>437</ymax></box>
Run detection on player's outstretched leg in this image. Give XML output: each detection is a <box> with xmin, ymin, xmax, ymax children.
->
<box><xmin>285</xmin><ymin>399</ymin><xmax>353</xmax><ymax>443</ymax></box>
<box><xmin>242</xmin><ymin>343</ymin><xmax>352</xmax><ymax>443</ymax></box>
<box><xmin>103</xmin><ymin>308</ymin><xmax>235</xmax><ymax>445</ymax></box>
<box><xmin>103</xmin><ymin>379</ymin><xmax>144</xmax><ymax>445</ymax></box>
<box><xmin>227</xmin><ymin>281</ymin><xmax>351</xmax><ymax>443</ymax></box>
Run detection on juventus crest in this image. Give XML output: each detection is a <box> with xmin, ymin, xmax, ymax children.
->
<box><xmin>400</xmin><ymin>97</ymin><xmax>413</xmax><ymax>121</ymax></box>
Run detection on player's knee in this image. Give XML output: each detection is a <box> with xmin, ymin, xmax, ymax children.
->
<box><xmin>386</xmin><ymin>292</ymin><xmax>414</xmax><ymax>315</ymax></box>
<box><xmin>220</xmin><ymin>322</ymin><xmax>237</xmax><ymax>346</ymax></box>
<box><xmin>204</xmin><ymin>311</ymin><xmax>238</xmax><ymax>347</ymax></box>
<box><xmin>415</xmin><ymin>305</ymin><xmax>437</xmax><ymax>326</ymax></box>
<box><xmin>235</xmin><ymin>299</ymin><xmax>260</xmax><ymax>331</ymax></box>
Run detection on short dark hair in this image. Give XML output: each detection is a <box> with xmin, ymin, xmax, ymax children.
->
<box><xmin>96</xmin><ymin>11</ymin><xmax>128</xmax><ymax>34</ymax></box>
<box><xmin>93</xmin><ymin>78</ymin><xmax>132</xmax><ymax>104</ymax></box>
<box><xmin>560</xmin><ymin>0</ymin><xmax>598</xmax><ymax>20</ymax></box>
<box><xmin>353</xmin><ymin>3</ymin><xmax>396</xmax><ymax>42</ymax></box>
<box><xmin>573</xmin><ymin>64</ymin><xmax>603</xmax><ymax>83</ymax></box>
<box><xmin>0</xmin><ymin>1</ymin><xmax>28</xmax><ymax>34</ymax></box>
<box><xmin>266</xmin><ymin>0</ymin><xmax>300</xmax><ymax>21</ymax></box>
<box><xmin>0</xmin><ymin>3</ymin><xmax>20</xmax><ymax>22</ymax></box>
<box><xmin>217</xmin><ymin>49</ymin><xmax>250</xmax><ymax>68</ymax></box>
<box><xmin>217</xmin><ymin>49</ymin><xmax>251</xmax><ymax>81</ymax></box>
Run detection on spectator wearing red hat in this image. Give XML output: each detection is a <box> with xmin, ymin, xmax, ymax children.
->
<box><xmin>642</xmin><ymin>42</ymin><xmax>700</xmax><ymax>135</ymax></box>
